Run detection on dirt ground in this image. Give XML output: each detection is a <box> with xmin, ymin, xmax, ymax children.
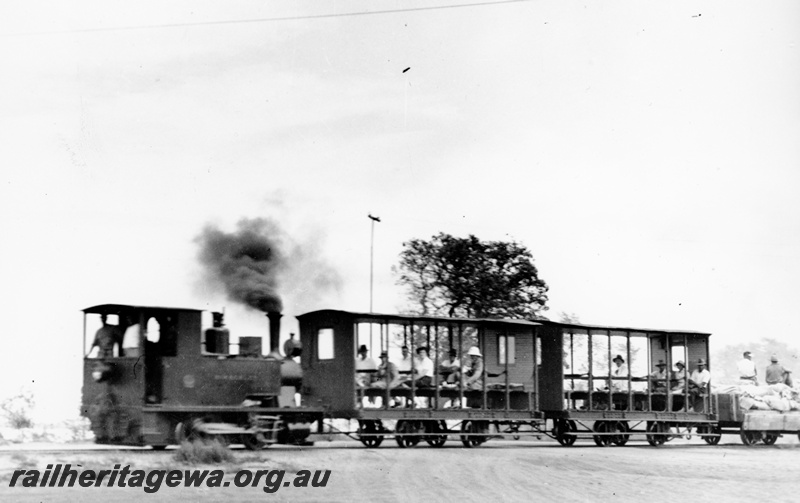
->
<box><xmin>1</xmin><ymin>433</ymin><xmax>799</xmax><ymax>502</ymax></box>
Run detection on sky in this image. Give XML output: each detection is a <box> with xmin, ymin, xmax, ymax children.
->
<box><xmin>1</xmin><ymin>0</ymin><xmax>798</xmax><ymax>421</ymax></box>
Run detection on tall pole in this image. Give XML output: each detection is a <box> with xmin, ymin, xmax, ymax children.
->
<box><xmin>368</xmin><ymin>214</ymin><xmax>381</xmax><ymax>312</ymax></box>
<box><xmin>368</xmin><ymin>214</ymin><xmax>381</xmax><ymax>353</ymax></box>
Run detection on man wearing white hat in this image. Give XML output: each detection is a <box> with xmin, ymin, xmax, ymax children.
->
<box><xmin>463</xmin><ymin>347</ymin><xmax>484</xmax><ymax>390</ymax></box>
<box><xmin>671</xmin><ymin>360</ymin><xmax>687</xmax><ymax>392</ymax></box>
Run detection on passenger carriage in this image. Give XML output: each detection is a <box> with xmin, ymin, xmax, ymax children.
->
<box><xmin>538</xmin><ymin>320</ymin><xmax>717</xmax><ymax>446</ymax></box>
<box><xmin>297</xmin><ymin>310</ymin><xmax>546</xmax><ymax>447</ymax></box>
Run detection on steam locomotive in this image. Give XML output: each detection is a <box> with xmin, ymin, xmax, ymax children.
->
<box><xmin>81</xmin><ymin>304</ymin><xmax>320</xmax><ymax>449</ymax></box>
<box><xmin>81</xmin><ymin>304</ymin><xmax>800</xmax><ymax>449</ymax></box>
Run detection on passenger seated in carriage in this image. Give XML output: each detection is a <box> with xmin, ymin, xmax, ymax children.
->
<box><xmin>610</xmin><ymin>355</ymin><xmax>629</xmax><ymax>391</ymax></box>
<box><xmin>355</xmin><ymin>344</ymin><xmax>378</xmax><ymax>388</ymax></box>
<box><xmin>406</xmin><ymin>347</ymin><xmax>434</xmax><ymax>388</ymax></box>
<box><xmin>370</xmin><ymin>351</ymin><xmax>401</xmax><ymax>389</ymax></box>
<box><xmin>462</xmin><ymin>347</ymin><xmax>484</xmax><ymax>391</ymax></box>
<box><xmin>649</xmin><ymin>360</ymin><xmax>668</xmax><ymax>392</ymax></box>
<box><xmin>439</xmin><ymin>348</ymin><xmax>461</xmax><ymax>385</ymax></box>
<box><xmin>671</xmin><ymin>360</ymin><xmax>687</xmax><ymax>391</ymax></box>
<box><xmin>690</xmin><ymin>359</ymin><xmax>710</xmax><ymax>391</ymax></box>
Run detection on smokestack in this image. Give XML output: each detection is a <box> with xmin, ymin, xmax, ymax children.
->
<box><xmin>266</xmin><ymin>312</ymin><xmax>282</xmax><ymax>359</ymax></box>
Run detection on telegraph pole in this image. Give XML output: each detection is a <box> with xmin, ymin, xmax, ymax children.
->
<box><xmin>368</xmin><ymin>214</ymin><xmax>381</xmax><ymax>313</ymax></box>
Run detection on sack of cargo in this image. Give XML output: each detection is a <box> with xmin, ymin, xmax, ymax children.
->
<box><xmin>769</xmin><ymin>383</ymin><xmax>790</xmax><ymax>394</ymax></box>
<box><xmin>738</xmin><ymin>396</ymin><xmax>757</xmax><ymax>410</ymax></box>
<box><xmin>743</xmin><ymin>385</ymin><xmax>774</xmax><ymax>397</ymax></box>
<box><xmin>751</xmin><ymin>399</ymin><xmax>771</xmax><ymax>411</ymax></box>
<box><xmin>762</xmin><ymin>395</ymin><xmax>790</xmax><ymax>412</ymax></box>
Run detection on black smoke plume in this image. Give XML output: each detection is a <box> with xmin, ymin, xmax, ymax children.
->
<box><xmin>196</xmin><ymin>218</ymin><xmax>285</xmax><ymax>313</ymax></box>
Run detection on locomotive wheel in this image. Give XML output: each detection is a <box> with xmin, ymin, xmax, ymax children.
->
<box><xmin>395</xmin><ymin>420</ymin><xmax>420</xmax><ymax>448</ymax></box>
<box><xmin>425</xmin><ymin>420</ymin><xmax>448</xmax><ymax>448</ymax></box>
<box><xmin>553</xmin><ymin>419</ymin><xmax>577</xmax><ymax>447</ymax></box>
<box><xmin>460</xmin><ymin>420</ymin><xmax>487</xmax><ymax>448</ymax></box>
<box><xmin>610</xmin><ymin>421</ymin><xmax>630</xmax><ymax>446</ymax></box>
<box><xmin>243</xmin><ymin>432</ymin><xmax>270</xmax><ymax>450</ymax></box>
<box><xmin>357</xmin><ymin>420</ymin><xmax>385</xmax><ymax>448</ymax></box>
<box><xmin>593</xmin><ymin>421</ymin><xmax>612</xmax><ymax>447</ymax></box>
<box><xmin>175</xmin><ymin>419</ymin><xmax>204</xmax><ymax>443</ymax></box>
<box><xmin>762</xmin><ymin>433</ymin><xmax>778</xmax><ymax>445</ymax></box>
<box><xmin>176</xmin><ymin>417</ymin><xmax>227</xmax><ymax>445</ymax></box>
<box><xmin>740</xmin><ymin>429</ymin><xmax>762</xmax><ymax>446</ymax></box>
<box><xmin>646</xmin><ymin>421</ymin><xmax>667</xmax><ymax>446</ymax></box>
<box><xmin>698</xmin><ymin>424</ymin><xmax>721</xmax><ymax>445</ymax></box>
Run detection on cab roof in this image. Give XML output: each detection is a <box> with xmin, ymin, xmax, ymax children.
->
<box><xmin>83</xmin><ymin>304</ymin><xmax>202</xmax><ymax>315</ymax></box>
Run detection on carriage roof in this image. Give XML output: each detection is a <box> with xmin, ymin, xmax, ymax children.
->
<box><xmin>536</xmin><ymin>319</ymin><xmax>710</xmax><ymax>336</ymax></box>
<box><xmin>297</xmin><ymin>309</ymin><xmax>541</xmax><ymax>329</ymax></box>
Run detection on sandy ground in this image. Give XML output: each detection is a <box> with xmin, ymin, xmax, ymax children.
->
<box><xmin>1</xmin><ymin>434</ymin><xmax>799</xmax><ymax>502</ymax></box>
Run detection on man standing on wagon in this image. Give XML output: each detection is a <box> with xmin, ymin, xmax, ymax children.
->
<box><xmin>737</xmin><ymin>351</ymin><xmax>758</xmax><ymax>385</ymax></box>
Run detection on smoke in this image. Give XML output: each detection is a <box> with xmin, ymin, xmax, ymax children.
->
<box><xmin>195</xmin><ymin>217</ymin><xmax>343</xmax><ymax>314</ymax></box>
<box><xmin>196</xmin><ymin>218</ymin><xmax>285</xmax><ymax>313</ymax></box>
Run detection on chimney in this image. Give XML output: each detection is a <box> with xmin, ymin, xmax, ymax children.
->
<box><xmin>266</xmin><ymin>312</ymin><xmax>282</xmax><ymax>359</ymax></box>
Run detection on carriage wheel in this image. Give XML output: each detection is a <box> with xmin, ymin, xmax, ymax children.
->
<box><xmin>593</xmin><ymin>421</ymin><xmax>612</xmax><ymax>447</ymax></box>
<box><xmin>395</xmin><ymin>420</ymin><xmax>420</xmax><ymax>448</ymax></box>
<box><xmin>646</xmin><ymin>421</ymin><xmax>667</xmax><ymax>446</ymax></box>
<box><xmin>739</xmin><ymin>428</ymin><xmax>761</xmax><ymax>446</ymax></box>
<box><xmin>762</xmin><ymin>433</ymin><xmax>778</xmax><ymax>445</ymax></box>
<box><xmin>425</xmin><ymin>420</ymin><xmax>448</xmax><ymax>448</ymax></box>
<box><xmin>357</xmin><ymin>420</ymin><xmax>385</xmax><ymax>448</ymax></box>
<box><xmin>611</xmin><ymin>421</ymin><xmax>630</xmax><ymax>446</ymax></box>
<box><xmin>553</xmin><ymin>419</ymin><xmax>577</xmax><ymax>447</ymax></box>
<box><xmin>698</xmin><ymin>424</ymin><xmax>721</xmax><ymax>445</ymax></box>
<box><xmin>460</xmin><ymin>420</ymin><xmax>487</xmax><ymax>448</ymax></box>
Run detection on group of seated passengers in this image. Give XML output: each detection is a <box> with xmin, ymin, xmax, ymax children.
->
<box><xmin>603</xmin><ymin>356</ymin><xmax>709</xmax><ymax>396</ymax></box>
<box><xmin>356</xmin><ymin>345</ymin><xmax>485</xmax><ymax>391</ymax></box>
<box><xmin>648</xmin><ymin>359</ymin><xmax>710</xmax><ymax>394</ymax></box>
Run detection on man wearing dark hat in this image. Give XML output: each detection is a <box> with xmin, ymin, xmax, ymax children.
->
<box><xmin>355</xmin><ymin>344</ymin><xmax>377</xmax><ymax>388</ymax></box>
<box><xmin>649</xmin><ymin>360</ymin><xmax>668</xmax><ymax>392</ymax></box>
<box><xmin>690</xmin><ymin>359</ymin><xmax>711</xmax><ymax>391</ymax></box>
<box><xmin>611</xmin><ymin>355</ymin><xmax>629</xmax><ymax>391</ymax></box>
<box><xmin>765</xmin><ymin>355</ymin><xmax>791</xmax><ymax>386</ymax></box>
<box><xmin>371</xmin><ymin>351</ymin><xmax>400</xmax><ymax>390</ymax></box>
<box><xmin>439</xmin><ymin>348</ymin><xmax>461</xmax><ymax>384</ymax></box>
<box><xmin>737</xmin><ymin>351</ymin><xmax>758</xmax><ymax>385</ymax></box>
<box><xmin>89</xmin><ymin>314</ymin><xmax>122</xmax><ymax>358</ymax></box>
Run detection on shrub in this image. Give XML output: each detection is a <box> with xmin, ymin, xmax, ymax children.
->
<box><xmin>1</xmin><ymin>389</ymin><xmax>35</xmax><ymax>429</ymax></box>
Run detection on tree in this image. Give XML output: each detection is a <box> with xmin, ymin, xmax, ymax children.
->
<box><xmin>395</xmin><ymin>233</ymin><xmax>549</xmax><ymax>319</ymax></box>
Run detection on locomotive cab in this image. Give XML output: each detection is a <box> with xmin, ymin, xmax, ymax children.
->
<box><xmin>80</xmin><ymin>304</ymin><xmax>317</xmax><ymax>448</ymax></box>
